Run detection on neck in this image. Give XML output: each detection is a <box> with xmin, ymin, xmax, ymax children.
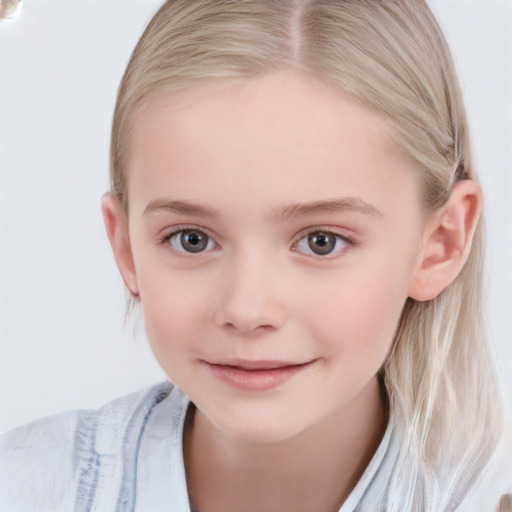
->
<box><xmin>184</xmin><ymin>376</ymin><xmax>388</xmax><ymax>512</ymax></box>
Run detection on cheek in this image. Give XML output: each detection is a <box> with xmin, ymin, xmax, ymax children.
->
<box><xmin>301</xmin><ymin>260</ymin><xmax>409</xmax><ymax>363</ymax></box>
<box><xmin>137</xmin><ymin>268</ymin><xmax>206</xmax><ymax>365</ymax></box>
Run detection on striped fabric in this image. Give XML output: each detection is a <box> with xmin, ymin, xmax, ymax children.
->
<box><xmin>1</xmin><ymin>382</ymin><xmax>510</xmax><ymax>511</ymax></box>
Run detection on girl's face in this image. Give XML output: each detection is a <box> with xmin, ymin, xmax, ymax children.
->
<box><xmin>123</xmin><ymin>72</ymin><xmax>425</xmax><ymax>442</ymax></box>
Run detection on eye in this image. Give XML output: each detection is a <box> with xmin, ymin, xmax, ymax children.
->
<box><xmin>295</xmin><ymin>230</ymin><xmax>350</xmax><ymax>257</ymax></box>
<box><xmin>167</xmin><ymin>229</ymin><xmax>215</xmax><ymax>254</ymax></box>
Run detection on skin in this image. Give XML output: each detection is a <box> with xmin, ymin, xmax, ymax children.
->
<box><xmin>102</xmin><ymin>72</ymin><xmax>481</xmax><ymax>511</ymax></box>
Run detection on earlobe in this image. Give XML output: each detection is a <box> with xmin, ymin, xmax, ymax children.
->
<box><xmin>408</xmin><ymin>180</ymin><xmax>482</xmax><ymax>302</ymax></box>
<box><xmin>101</xmin><ymin>193</ymin><xmax>140</xmax><ymax>297</ymax></box>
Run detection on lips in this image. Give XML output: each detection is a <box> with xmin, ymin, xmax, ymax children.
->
<box><xmin>209</xmin><ymin>359</ymin><xmax>306</xmax><ymax>371</ymax></box>
<box><xmin>204</xmin><ymin>359</ymin><xmax>313</xmax><ymax>391</ymax></box>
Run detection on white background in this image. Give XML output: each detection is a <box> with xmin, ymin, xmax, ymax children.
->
<box><xmin>0</xmin><ymin>0</ymin><xmax>511</xmax><ymax>433</ymax></box>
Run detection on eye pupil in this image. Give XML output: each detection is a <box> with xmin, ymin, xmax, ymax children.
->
<box><xmin>308</xmin><ymin>232</ymin><xmax>336</xmax><ymax>255</ymax></box>
<box><xmin>181</xmin><ymin>230</ymin><xmax>208</xmax><ymax>253</ymax></box>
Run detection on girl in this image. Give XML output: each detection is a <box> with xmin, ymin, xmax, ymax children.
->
<box><xmin>1</xmin><ymin>1</ymin><xmax>511</xmax><ymax>510</ymax></box>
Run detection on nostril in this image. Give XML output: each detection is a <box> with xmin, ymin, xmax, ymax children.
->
<box><xmin>222</xmin><ymin>321</ymin><xmax>275</xmax><ymax>334</ymax></box>
<box><xmin>214</xmin><ymin>286</ymin><xmax>288</xmax><ymax>333</ymax></box>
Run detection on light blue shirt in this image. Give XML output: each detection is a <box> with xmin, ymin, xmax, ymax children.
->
<box><xmin>1</xmin><ymin>382</ymin><xmax>510</xmax><ymax>511</ymax></box>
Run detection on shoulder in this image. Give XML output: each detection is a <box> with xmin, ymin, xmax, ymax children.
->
<box><xmin>456</xmin><ymin>435</ymin><xmax>512</xmax><ymax>512</ymax></box>
<box><xmin>0</xmin><ymin>409</ymin><xmax>80</xmax><ymax>512</ymax></box>
<box><xmin>0</xmin><ymin>381</ymin><xmax>177</xmax><ymax>512</ymax></box>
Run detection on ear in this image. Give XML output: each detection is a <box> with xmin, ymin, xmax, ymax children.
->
<box><xmin>408</xmin><ymin>180</ymin><xmax>482</xmax><ymax>302</ymax></box>
<box><xmin>101</xmin><ymin>193</ymin><xmax>140</xmax><ymax>297</ymax></box>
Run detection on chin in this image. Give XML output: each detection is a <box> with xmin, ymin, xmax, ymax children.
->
<box><xmin>208</xmin><ymin>407</ymin><xmax>310</xmax><ymax>444</ymax></box>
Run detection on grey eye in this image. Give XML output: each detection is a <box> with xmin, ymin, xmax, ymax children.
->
<box><xmin>296</xmin><ymin>231</ymin><xmax>347</xmax><ymax>256</ymax></box>
<box><xmin>169</xmin><ymin>229</ymin><xmax>214</xmax><ymax>253</ymax></box>
<box><xmin>307</xmin><ymin>232</ymin><xmax>336</xmax><ymax>255</ymax></box>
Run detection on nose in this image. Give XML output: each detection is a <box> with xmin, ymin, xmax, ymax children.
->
<box><xmin>213</xmin><ymin>252</ymin><xmax>288</xmax><ymax>334</ymax></box>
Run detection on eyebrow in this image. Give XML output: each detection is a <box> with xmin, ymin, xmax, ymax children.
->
<box><xmin>142</xmin><ymin>196</ymin><xmax>383</xmax><ymax>220</ymax></box>
<box><xmin>270</xmin><ymin>197</ymin><xmax>383</xmax><ymax>222</ymax></box>
<box><xmin>143</xmin><ymin>199</ymin><xmax>221</xmax><ymax>218</ymax></box>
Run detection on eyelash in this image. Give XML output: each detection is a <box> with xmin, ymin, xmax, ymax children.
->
<box><xmin>160</xmin><ymin>226</ymin><xmax>218</xmax><ymax>255</ymax></box>
<box><xmin>292</xmin><ymin>228</ymin><xmax>357</xmax><ymax>258</ymax></box>
<box><xmin>159</xmin><ymin>226</ymin><xmax>357</xmax><ymax>257</ymax></box>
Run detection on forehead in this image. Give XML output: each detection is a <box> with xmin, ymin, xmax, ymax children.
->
<box><xmin>127</xmin><ymin>72</ymin><xmax>419</xmax><ymax>215</ymax></box>
<box><xmin>133</xmin><ymin>71</ymin><xmax>399</xmax><ymax>156</ymax></box>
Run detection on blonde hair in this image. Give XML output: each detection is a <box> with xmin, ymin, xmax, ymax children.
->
<box><xmin>110</xmin><ymin>0</ymin><xmax>508</xmax><ymax>507</ymax></box>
